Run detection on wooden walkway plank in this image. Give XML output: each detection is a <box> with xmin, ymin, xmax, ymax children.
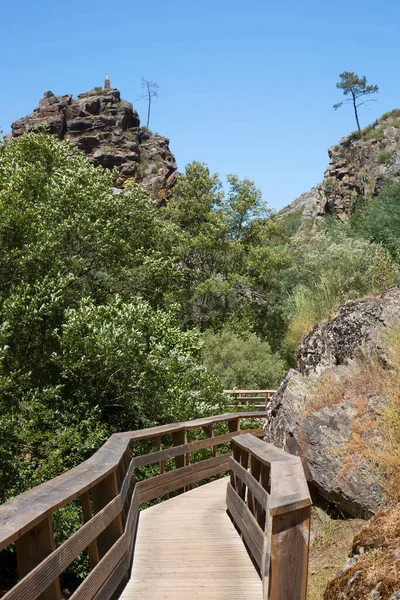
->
<box><xmin>120</xmin><ymin>477</ymin><xmax>262</xmax><ymax>599</ymax></box>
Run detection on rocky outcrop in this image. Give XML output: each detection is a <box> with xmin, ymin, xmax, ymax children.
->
<box><xmin>297</xmin><ymin>287</ymin><xmax>400</xmax><ymax>376</ymax></box>
<box><xmin>264</xmin><ymin>286</ymin><xmax>400</xmax><ymax>518</ymax></box>
<box><xmin>280</xmin><ymin>110</ymin><xmax>400</xmax><ymax>235</ymax></box>
<box><xmin>11</xmin><ymin>82</ymin><xmax>177</xmax><ymax>199</ymax></box>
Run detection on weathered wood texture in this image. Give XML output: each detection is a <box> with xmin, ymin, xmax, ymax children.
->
<box><xmin>0</xmin><ymin>413</ymin><xmax>265</xmax><ymax>600</ymax></box>
<box><xmin>121</xmin><ymin>477</ymin><xmax>262</xmax><ymax>600</ymax></box>
<box><xmin>228</xmin><ymin>434</ymin><xmax>312</xmax><ymax>600</ymax></box>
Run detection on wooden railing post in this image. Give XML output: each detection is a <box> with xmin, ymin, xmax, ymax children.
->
<box><xmin>15</xmin><ymin>515</ymin><xmax>61</xmax><ymax>600</ymax></box>
<box><xmin>172</xmin><ymin>428</ymin><xmax>189</xmax><ymax>491</ymax></box>
<box><xmin>91</xmin><ymin>470</ymin><xmax>123</xmax><ymax>559</ymax></box>
<box><xmin>155</xmin><ymin>436</ymin><xmax>169</xmax><ymax>499</ymax></box>
<box><xmin>80</xmin><ymin>491</ymin><xmax>100</xmax><ymax>569</ymax></box>
<box><xmin>228</xmin><ymin>417</ymin><xmax>240</xmax><ymax>434</ymax></box>
<box><xmin>202</xmin><ymin>424</ymin><xmax>217</xmax><ymax>458</ymax></box>
<box><xmin>268</xmin><ymin>505</ymin><xmax>311</xmax><ymax>600</ymax></box>
<box><xmin>155</xmin><ymin>436</ymin><xmax>165</xmax><ymax>474</ymax></box>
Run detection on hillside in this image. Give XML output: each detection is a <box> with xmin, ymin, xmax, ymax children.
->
<box><xmin>10</xmin><ymin>77</ymin><xmax>177</xmax><ymax>201</ymax></box>
<box><xmin>280</xmin><ymin>110</ymin><xmax>400</xmax><ymax>236</ymax></box>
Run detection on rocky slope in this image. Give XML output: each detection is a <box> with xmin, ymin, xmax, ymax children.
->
<box><xmin>11</xmin><ymin>78</ymin><xmax>177</xmax><ymax>200</ymax></box>
<box><xmin>264</xmin><ymin>286</ymin><xmax>400</xmax><ymax>518</ymax></box>
<box><xmin>280</xmin><ymin>110</ymin><xmax>400</xmax><ymax>235</ymax></box>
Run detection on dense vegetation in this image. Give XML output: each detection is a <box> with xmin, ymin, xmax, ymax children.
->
<box><xmin>1</xmin><ymin>132</ymin><xmax>400</xmax><ymax>503</ymax></box>
<box><xmin>1</xmin><ymin>130</ymin><xmax>400</xmax><ymax>585</ymax></box>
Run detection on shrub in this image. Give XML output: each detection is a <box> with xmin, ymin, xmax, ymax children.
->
<box><xmin>202</xmin><ymin>329</ymin><xmax>286</xmax><ymax>389</ymax></box>
<box><xmin>381</xmin><ymin>108</ymin><xmax>400</xmax><ymax>121</ymax></box>
<box><xmin>64</xmin><ymin>105</ymin><xmax>74</xmax><ymax>120</ymax></box>
<box><xmin>280</xmin><ymin>208</ymin><xmax>303</xmax><ymax>236</ymax></box>
<box><xmin>350</xmin><ymin>180</ymin><xmax>400</xmax><ymax>257</ymax></box>
<box><xmin>282</xmin><ymin>230</ymin><xmax>398</xmax><ymax>350</ymax></box>
<box><xmin>377</xmin><ymin>149</ymin><xmax>394</xmax><ymax>164</ymax></box>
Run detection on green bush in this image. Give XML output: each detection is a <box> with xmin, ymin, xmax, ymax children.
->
<box><xmin>202</xmin><ymin>329</ymin><xmax>286</xmax><ymax>389</ymax></box>
<box><xmin>282</xmin><ymin>228</ymin><xmax>399</xmax><ymax>350</ymax></box>
<box><xmin>350</xmin><ymin>181</ymin><xmax>400</xmax><ymax>258</ymax></box>
<box><xmin>280</xmin><ymin>209</ymin><xmax>303</xmax><ymax>236</ymax></box>
<box><xmin>377</xmin><ymin>149</ymin><xmax>394</xmax><ymax>164</ymax></box>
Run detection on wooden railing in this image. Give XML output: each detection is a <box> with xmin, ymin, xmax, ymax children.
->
<box><xmin>224</xmin><ymin>389</ymin><xmax>276</xmax><ymax>411</ymax></box>
<box><xmin>0</xmin><ymin>412</ymin><xmax>265</xmax><ymax>600</ymax></box>
<box><xmin>228</xmin><ymin>434</ymin><xmax>312</xmax><ymax>600</ymax></box>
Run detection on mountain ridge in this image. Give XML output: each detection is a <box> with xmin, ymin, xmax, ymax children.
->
<box><xmin>280</xmin><ymin>109</ymin><xmax>400</xmax><ymax>236</ymax></box>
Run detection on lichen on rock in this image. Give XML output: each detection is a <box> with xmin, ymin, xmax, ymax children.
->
<box><xmin>264</xmin><ymin>286</ymin><xmax>400</xmax><ymax>518</ymax></box>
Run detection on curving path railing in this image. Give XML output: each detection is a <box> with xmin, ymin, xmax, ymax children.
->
<box><xmin>0</xmin><ymin>413</ymin><xmax>264</xmax><ymax>600</ymax></box>
<box><xmin>229</xmin><ymin>434</ymin><xmax>312</xmax><ymax>599</ymax></box>
<box><xmin>0</xmin><ymin>412</ymin><xmax>311</xmax><ymax>600</ymax></box>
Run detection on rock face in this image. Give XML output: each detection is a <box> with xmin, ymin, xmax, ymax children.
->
<box><xmin>264</xmin><ymin>286</ymin><xmax>400</xmax><ymax>518</ymax></box>
<box><xmin>280</xmin><ymin>110</ymin><xmax>400</xmax><ymax>235</ymax></box>
<box><xmin>297</xmin><ymin>287</ymin><xmax>400</xmax><ymax>376</ymax></box>
<box><xmin>11</xmin><ymin>83</ymin><xmax>177</xmax><ymax>199</ymax></box>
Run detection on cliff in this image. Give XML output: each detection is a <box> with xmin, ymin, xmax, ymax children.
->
<box><xmin>11</xmin><ymin>79</ymin><xmax>177</xmax><ymax>200</ymax></box>
<box><xmin>280</xmin><ymin>110</ymin><xmax>400</xmax><ymax>235</ymax></box>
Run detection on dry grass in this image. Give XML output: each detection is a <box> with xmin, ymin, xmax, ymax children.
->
<box><xmin>324</xmin><ymin>506</ymin><xmax>400</xmax><ymax>599</ymax></box>
<box><xmin>308</xmin><ymin>512</ymin><xmax>363</xmax><ymax>600</ymax></box>
<box><xmin>302</xmin><ymin>328</ymin><xmax>400</xmax><ymax>505</ymax></box>
<box><xmin>302</xmin><ymin>352</ymin><xmax>386</xmax><ymax>416</ymax></box>
<box><xmin>284</xmin><ymin>309</ymin><xmax>316</xmax><ymax>352</ymax></box>
<box><xmin>348</xmin><ymin>331</ymin><xmax>400</xmax><ymax>504</ymax></box>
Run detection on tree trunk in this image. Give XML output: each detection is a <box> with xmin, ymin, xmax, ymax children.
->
<box><xmin>352</xmin><ymin>93</ymin><xmax>361</xmax><ymax>136</ymax></box>
<box><xmin>146</xmin><ymin>92</ymin><xmax>151</xmax><ymax>129</ymax></box>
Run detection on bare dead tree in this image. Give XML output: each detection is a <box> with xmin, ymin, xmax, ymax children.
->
<box><xmin>139</xmin><ymin>78</ymin><xmax>159</xmax><ymax>129</ymax></box>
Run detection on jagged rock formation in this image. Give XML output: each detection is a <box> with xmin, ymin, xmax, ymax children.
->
<box><xmin>11</xmin><ymin>80</ymin><xmax>177</xmax><ymax>199</ymax></box>
<box><xmin>264</xmin><ymin>286</ymin><xmax>400</xmax><ymax>518</ymax></box>
<box><xmin>280</xmin><ymin>110</ymin><xmax>400</xmax><ymax>235</ymax></box>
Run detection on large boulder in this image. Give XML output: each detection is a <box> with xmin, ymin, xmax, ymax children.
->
<box><xmin>297</xmin><ymin>287</ymin><xmax>400</xmax><ymax>376</ymax></box>
<box><xmin>265</xmin><ymin>286</ymin><xmax>400</xmax><ymax>518</ymax></box>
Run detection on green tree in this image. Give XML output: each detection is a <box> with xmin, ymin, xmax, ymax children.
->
<box><xmin>334</xmin><ymin>72</ymin><xmax>378</xmax><ymax>135</ymax></box>
<box><xmin>223</xmin><ymin>174</ymin><xmax>268</xmax><ymax>241</ymax></box>
<box><xmin>0</xmin><ymin>134</ymin><xmax>224</xmax><ymax>503</ymax></box>
<box><xmin>202</xmin><ymin>329</ymin><xmax>286</xmax><ymax>389</ymax></box>
<box><xmin>161</xmin><ymin>162</ymin><xmax>289</xmax><ymax>331</ymax></box>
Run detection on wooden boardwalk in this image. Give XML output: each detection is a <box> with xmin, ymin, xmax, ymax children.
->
<box><xmin>120</xmin><ymin>476</ymin><xmax>263</xmax><ymax>599</ymax></box>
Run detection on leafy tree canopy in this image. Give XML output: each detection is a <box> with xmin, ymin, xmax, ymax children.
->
<box><xmin>334</xmin><ymin>71</ymin><xmax>378</xmax><ymax>134</ymax></box>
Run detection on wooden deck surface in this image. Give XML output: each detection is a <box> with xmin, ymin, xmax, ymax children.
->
<box><xmin>120</xmin><ymin>476</ymin><xmax>262</xmax><ymax>599</ymax></box>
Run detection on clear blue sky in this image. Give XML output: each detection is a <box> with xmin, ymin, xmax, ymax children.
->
<box><xmin>1</xmin><ymin>0</ymin><xmax>400</xmax><ymax>211</ymax></box>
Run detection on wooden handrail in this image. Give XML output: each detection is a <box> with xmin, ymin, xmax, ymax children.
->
<box><xmin>0</xmin><ymin>412</ymin><xmax>265</xmax><ymax>600</ymax></box>
<box><xmin>228</xmin><ymin>434</ymin><xmax>312</xmax><ymax>600</ymax></box>
<box><xmin>224</xmin><ymin>390</ymin><xmax>276</xmax><ymax>395</ymax></box>
<box><xmin>224</xmin><ymin>390</ymin><xmax>277</xmax><ymax>411</ymax></box>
